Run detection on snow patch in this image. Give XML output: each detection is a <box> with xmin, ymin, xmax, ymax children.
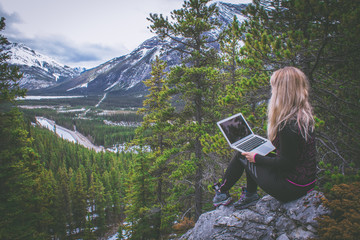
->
<box><xmin>103</xmin><ymin>119</ymin><xmax>141</xmax><ymax>127</ymax></box>
<box><xmin>53</xmin><ymin>73</ymin><xmax>60</xmax><ymax>81</ymax></box>
<box><xmin>95</xmin><ymin>93</ymin><xmax>107</xmax><ymax>107</ymax></box>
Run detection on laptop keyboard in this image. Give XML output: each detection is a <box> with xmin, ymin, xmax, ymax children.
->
<box><xmin>236</xmin><ymin>136</ymin><xmax>266</xmax><ymax>152</ymax></box>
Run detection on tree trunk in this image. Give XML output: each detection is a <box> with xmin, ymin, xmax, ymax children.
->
<box><xmin>194</xmin><ymin>137</ymin><xmax>203</xmax><ymax>221</ymax></box>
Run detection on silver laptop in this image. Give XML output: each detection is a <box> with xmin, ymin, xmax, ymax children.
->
<box><xmin>217</xmin><ymin>113</ymin><xmax>275</xmax><ymax>156</ymax></box>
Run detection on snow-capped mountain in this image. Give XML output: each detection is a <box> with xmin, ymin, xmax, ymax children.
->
<box><xmin>31</xmin><ymin>1</ymin><xmax>247</xmax><ymax>96</ymax></box>
<box><xmin>42</xmin><ymin>36</ymin><xmax>182</xmax><ymax>95</ymax></box>
<box><xmin>6</xmin><ymin>43</ymin><xmax>85</xmax><ymax>90</ymax></box>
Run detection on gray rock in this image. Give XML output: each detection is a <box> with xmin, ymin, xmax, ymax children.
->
<box><xmin>275</xmin><ymin>216</ymin><xmax>296</xmax><ymax>233</ymax></box>
<box><xmin>277</xmin><ymin>233</ymin><xmax>290</xmax><ymax>240</ymax></box>
<box><xmin>180</xmin><ymin>191</ymin><xmax>330</xmax><ymax>240</ymax></box>
<box><xmin>288</xmin><ymin>227</ymin><xmax>314</xmax><ymax>240</ymax></box>
<box><xmin>282</xmin><ymin>191</ymin><xmax>329</xmax><ymax>227</ymax></box>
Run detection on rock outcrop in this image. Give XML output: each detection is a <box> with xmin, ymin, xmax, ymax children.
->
<box><xmin>180</xmin><ymin>191</ymin><xmax>329</xmax><ymax>240</ymax></box>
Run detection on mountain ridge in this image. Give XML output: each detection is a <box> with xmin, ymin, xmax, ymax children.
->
<box><xmin>6</xmin><ymin>42</ymin><xmax>85</xmax><ymax>90</ymax></box>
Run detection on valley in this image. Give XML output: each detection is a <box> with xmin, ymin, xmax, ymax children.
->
<box><xmin>19</xmin><ymin>96</ymin><xmax>143</xmax><ymax>151</ymax></box>
<box><xmin>35</xmin><ymin>116</ymin><xmax>105</xmax><ymax>152</ymax></box>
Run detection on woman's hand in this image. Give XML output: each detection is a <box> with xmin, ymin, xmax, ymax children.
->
<box><xmin>241</xmin><ymin>152</ymin><xmax>257</xmax><ymax>163</ymax></box>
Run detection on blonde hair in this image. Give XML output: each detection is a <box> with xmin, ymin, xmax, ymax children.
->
<box><xmin>267</xmin><ymin>67</ymin><xmax>314</xmax><ymax>141</ymax></box>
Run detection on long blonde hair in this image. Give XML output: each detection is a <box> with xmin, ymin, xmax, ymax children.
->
<box><xmin>267</xmin><ymin>67</ymin><xmax>314</xmax><ymax>141</ymax></box>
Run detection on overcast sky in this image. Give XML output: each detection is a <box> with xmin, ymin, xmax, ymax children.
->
<box><xmin>1</xmin><ymin>0</ymin><xmax>251</xmax><ymax>69</ymax></box>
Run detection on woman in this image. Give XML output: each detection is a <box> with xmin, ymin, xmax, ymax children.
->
<box><xmin>213</xmin><ymin>66</ymin><xmax>317</xmax><ymax>209</ymax></box>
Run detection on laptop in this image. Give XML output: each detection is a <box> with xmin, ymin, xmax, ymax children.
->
<box><xmin>217</xmin><ymin>113</ymin><xmax>275</xmax><ymax>156</ymax></box>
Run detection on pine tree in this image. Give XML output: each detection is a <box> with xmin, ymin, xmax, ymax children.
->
<box><xmin>0</xmin><ymin>17</ymin><xmax>26</xmax><ymax>104</ymax></box>
<box><xmin>148</xmin><ymin>0</ymin><xmax>222</xmax><ymax>221</ymax></box>
<box><xmin>83</xmin><ymin>212</ymin><xmax>96</xmax><ymax>240</ymax></box>
<box><xmin>219</xmin><ymin>16</ymin><xmax>242</xmax><ymax>86</ymax></box>
<box><xmin>202</xmin><ymin>14</ymin><xmax>271</xmax><ymax>160</ymax></box>
<box><xmin>35</xmin><ymin>169</ymin><xmax>57</xmax><ymax>239</ymax></box>
<box><xmin>71</xmin><ymin>169</ymin><xmax>87</xmax><ymax>234</ymax></box>
<box><xmin>133</xmin><ymin>56</ymin><xmax>176</xmax><ymax>236</ymax></box>
<box><xmin>0</xmin><ymin>109</ymin><xmax>43</xmax><ymax>239</ymax></box>
<box><xmin>54</xmin><ymin>166</ymin><xmax>73</xmax><ymax>238</ymax></box>
<box><xmin>136</xmin><ymin>56</ymin><xmax>174</xmax><ymax>154</ymax></box>
<box><xmin>88</xmin><ymin>172</ymin><xmax>106</xmax><ymax>238</ymax></box>
<box><xmin>0</xmin><ymin>17</ymin><xmax>42</xmax><ymax>239</ymax></box>
<box><xmin>124</xmin><ymin>150</ymin><xmax>157</xmax><ymax>239</ymax></box>
<box><xmin>236</xmin><ymin>0</ymin><xmax>360</xmax><ymax>169</ymax></box>
<box><xmin>101</xmin><ymin>170</ymin><xmax>114</xmax><ymax>226</ymax></box>
<box><xmin>110</xmin><ymin>162</ymin><xmax>125</xmax><ymax>223</ymax></box>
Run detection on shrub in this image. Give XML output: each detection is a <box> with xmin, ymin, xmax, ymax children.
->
<box><xmin>172</xmin><ymin>217</ymin><xmax>195</xmax><ymax>234</ymax></box>
<box><xmin>315</xmin><ymin>182</ymin><xmax>360</xmax><ymax>240</ymax></box>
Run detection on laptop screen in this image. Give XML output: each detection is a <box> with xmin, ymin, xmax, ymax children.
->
<box><xmin>219</xmin><ymin>115</ymin><xmax>252</xmax><ymax>144</ymax></box>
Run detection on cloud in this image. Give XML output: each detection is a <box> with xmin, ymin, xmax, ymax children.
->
<box><xmin>13</xmin><ymin>34</ymin><xmax>128</xmax><ymax>68</ymax></box>
<box><xmin>1</xmin><ymin>3</ymin><xmax>127</xmax><ymax>68</ymax></box>
<box><xmin>0</xmin><ymin>3</ymin><xmax>23</xmax><ymax>37</ymax></box>
<box><xmin>31</xmin><ymin>36</ymin><xmax>115</xmax><ymax>62</ymax></box>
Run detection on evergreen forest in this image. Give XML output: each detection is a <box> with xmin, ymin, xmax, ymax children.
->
<box><xmin>1</xmin><ymin>0</ymin><xmax>359</xmax><ymax>239</ymax></box>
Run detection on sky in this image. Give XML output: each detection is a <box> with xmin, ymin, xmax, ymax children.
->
<box><xmin>1</xmin><ymin>0</ymin><xmax>252</xmax><ymax>69</ymax></box>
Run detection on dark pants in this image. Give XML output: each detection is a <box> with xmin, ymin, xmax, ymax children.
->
<box><xmin>220</xmin><ymin>152</ymin><xmax>314</xmax><ymax>202</ymax></box>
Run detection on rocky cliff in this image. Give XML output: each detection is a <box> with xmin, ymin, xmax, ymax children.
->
<box><xmin>180</xmin><ymin>191</ymin><xmax>329</xmax><ymax>240</ymax></box>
